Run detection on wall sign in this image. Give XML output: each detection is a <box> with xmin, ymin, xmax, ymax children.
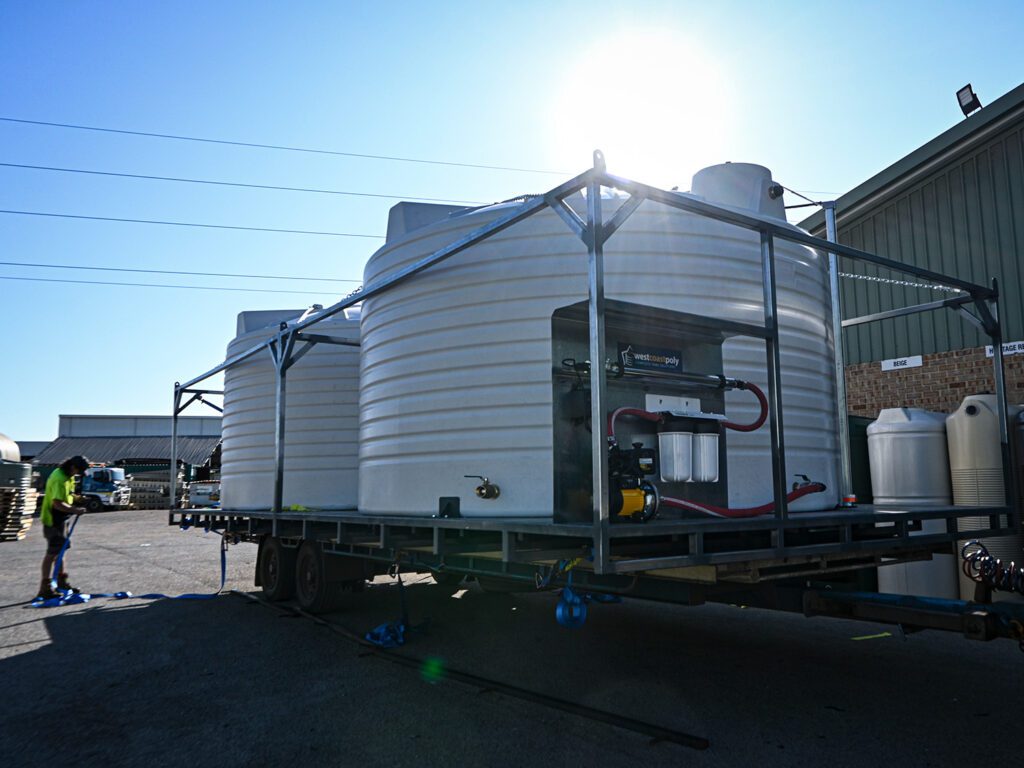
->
<box><xmin>985</xmin><ymin>341</ymin><xmax>1024</xmax><ymax>358</ymax></box>
<box><xmin>881</xmin><ymin>355</ymin><xmax>923</xmax><ymax>372</ymax></box>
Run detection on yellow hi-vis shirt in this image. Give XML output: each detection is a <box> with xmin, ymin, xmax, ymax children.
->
<box><xmin>41</xmin><ymin>467</ymin><xmax>75</xmax><ymax>527</ymax></box>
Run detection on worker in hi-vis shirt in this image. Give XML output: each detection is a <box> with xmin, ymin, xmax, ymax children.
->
<box><xmin>37</xmin><ymin>455</ymin><xmax>90</xmax><ymax>600</ymax></box>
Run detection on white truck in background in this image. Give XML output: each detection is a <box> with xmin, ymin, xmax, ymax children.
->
<box><xmin>79</xmin><ymin>467</ymin><xmax>132</xmax><ymax>512</ymax></box>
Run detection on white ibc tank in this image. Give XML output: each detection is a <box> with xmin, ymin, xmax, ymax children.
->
<box><xmin>867</xmin><ymin>408</ymin><xmax>957</xmax><ymax>599</ymax></box>
<box><xmin>359</xmin><ymin>163</ymin><xmax>839</xmax><ymax>516</ymax></box>
<box><xmin>220</xmin><ymin>308</ymin><xmax>360</xmax><ymax>511</ymax></box>
<box><xmin>947</xmin><ymin>394</ymin><xmax>1023</xmax><ymax>601</ymax></box>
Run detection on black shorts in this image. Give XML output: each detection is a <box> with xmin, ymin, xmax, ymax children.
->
<box><xmin>43</xmin><ymin>524</ymin><xmax>71</xmax><ymax>556</ymax></box>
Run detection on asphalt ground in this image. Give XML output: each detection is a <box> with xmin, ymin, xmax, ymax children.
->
<box><xmin>1</xmin><ymin>509</ymin><xmax>1022</xmax><ymax>768</ymax></box>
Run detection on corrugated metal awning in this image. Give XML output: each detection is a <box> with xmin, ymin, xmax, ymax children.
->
<box><xmin>33</xmin><ymin>436</ymin><xmax>220</xmax><ymax>466</ymax></box>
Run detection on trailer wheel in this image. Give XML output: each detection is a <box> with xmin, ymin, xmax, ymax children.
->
<box><xmin>259</xmin><ymin>537</ymin><xmax>297</xmax><ymax>602</ymax></box>
<box><xmin>295</xmin><ymin>540</ymin><xmax>344</xmax><ymax>613</ymax></box>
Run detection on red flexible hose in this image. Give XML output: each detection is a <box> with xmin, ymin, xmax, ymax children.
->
<box><xmin>660</xmin><ymin>482</ymin><xmax>828</xmax><ymax>519</ymax></box>
<box><xmin>608</xmin><ymin>382</ymin><xmax>768</xmax><ymax>442</ymax></box>
<box><xmin>721</xmin><ymin>382</ymin><xmax>768</xmax><ymax>432</ymax></box>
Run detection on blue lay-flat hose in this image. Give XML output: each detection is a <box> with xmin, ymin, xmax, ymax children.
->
<box><xmin>29</xmin><ymin>514</ymin><xmax>228</xmax><ymax>608</ymax></box>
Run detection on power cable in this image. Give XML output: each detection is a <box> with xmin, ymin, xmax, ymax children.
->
<box><xmin>0</xmin><ymin>274</ymin><xmax>333</xmax><ymax>295</ymax></box>
<box><xmin>0</xmin><ymin>208</ymin><xmax>383</xmax><ymax>238</ymax></box>
<box><xmin>0</xmin><ymin>117</ymin><xmax>567</xmax><ymax>175</ymax></box>
<box><xmin>0</xmin><ymin>260</ymin><xmax>362</xmax><ymax>283</ymax></box>
<box><xmin>0</xmin><ymin>162</ymin><xmax>485</xmax><ymax>204</ymax></box>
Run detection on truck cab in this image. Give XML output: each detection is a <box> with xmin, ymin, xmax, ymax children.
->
<box><xmin>79</xmin><ymin>466</ymin><xmax>132</xmax><ymax>512</ymax></box>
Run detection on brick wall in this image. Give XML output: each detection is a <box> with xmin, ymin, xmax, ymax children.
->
<box><xmin>845</xmin><ymin>346</ymin><xmax>1024</xmax><ymax>418</ymax></box>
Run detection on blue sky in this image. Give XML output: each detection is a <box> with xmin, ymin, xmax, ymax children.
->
<box><xmin>2</xmin><ymin>1</ymin><xmax>1023</xmax><ymax>440</ymax></box>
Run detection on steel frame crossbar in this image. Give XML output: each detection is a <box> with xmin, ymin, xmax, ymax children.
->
<box><xmin>170</xmin><ymin>153</ymin><xmax>1017</xmax><ymax>576</ymax></box>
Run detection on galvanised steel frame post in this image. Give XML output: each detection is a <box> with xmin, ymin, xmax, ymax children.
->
<box><xmin>824</xmin><ymin>202</ymin><xmax>854</xmax><ymax>506</ymax></box>
<box><xmin>760</xmin><ymin>232</ymin><xmax>789</xmax><ymax>530</ymax></box>
<box><xmin>170</xmin><ymin>385</ymin><xmax>181</xmax><ymax>513</ymax></box>
<box><xmin>268</xmin><ymin>327</ymin><xmax>297</xmax><ymax>526</ymax></box>
<box><xmin>586</xmin><ymin>152</ymin><xmax>612</xmax><ymax>574</ymax></box>
<box><xmin>168</xmin><ymin>385</ymin><xmax>223</xmax><ymax>520</ymax></box>
<box><xmin>986</xmin><ymin>281</ymin><xmax>1018</xmax><ymax>528</ymax></box>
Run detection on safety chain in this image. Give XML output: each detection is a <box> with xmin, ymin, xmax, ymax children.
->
<box><xmin>838</xmin><ymin>271</ymin><xmax>965</xmax><ymax>294</ymax></box>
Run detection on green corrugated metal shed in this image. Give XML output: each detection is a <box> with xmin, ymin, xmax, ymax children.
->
<box><xmin>800</xmin><ymin>82</ymin><xmax>1024</xmax><ymax>364</ymax></box>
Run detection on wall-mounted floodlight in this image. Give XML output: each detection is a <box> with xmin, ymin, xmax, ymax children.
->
<box><xmin>957</xmin><ymin>84</ymin><xmax>982</xmax><ymax>117</ymax></box>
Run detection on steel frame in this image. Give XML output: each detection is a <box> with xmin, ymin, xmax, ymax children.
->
<box><xmin>170</xmin><ymin>153</ymin><xmax>1018</xmax><ymax>577</ymax></box>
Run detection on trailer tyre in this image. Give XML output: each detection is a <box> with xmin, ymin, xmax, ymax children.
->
<box><xmin>259</xmin><ymin>537</ymin><xmax>297</xmax><ymax>602</ymax></box>
<box><xmin>295</xmin><ymin>540</ymin><xmax>345</xmax><ymax>614</ymax></box>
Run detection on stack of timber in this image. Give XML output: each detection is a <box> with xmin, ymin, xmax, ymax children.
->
<box><xmin>0</xmin><ymin>461</ymin><xmax>34</xmax><ymax>541</ymax></box>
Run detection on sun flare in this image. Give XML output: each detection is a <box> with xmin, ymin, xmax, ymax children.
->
<box><xmin>548</xmin><ymin>29</ymin><xmax>735</xmax><ymax>189</ymax></box>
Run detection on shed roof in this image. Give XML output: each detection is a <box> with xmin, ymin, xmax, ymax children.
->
<box><xmin>800</xmin><ymin>81</ymin><xmax>1024</xmax><ymax>233</ymax></box>
<box><xmin>33</xmin><ymin>436</ymin><xmax>220</xmax><ymax>467</ymax></box>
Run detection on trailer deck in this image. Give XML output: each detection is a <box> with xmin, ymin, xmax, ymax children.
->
<box><xmin>171</xmin><ymin>502</ymin><xmax>1013</xmax><ymax>578</ymax></box>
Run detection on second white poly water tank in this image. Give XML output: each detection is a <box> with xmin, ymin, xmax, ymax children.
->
<box><xmin>358</xmin><ymin>163</ymin><xmax>839</xmax><ymax>517</ymax></box>
<box><xmin>867</xmin><ymin>408</ymin><xmax>951</xmax><ymax>507</ymax></box>
<box><xmin>947</xmin><ymin>394</ymin><xmax>1023</xmax><ymax>601</ymax></box>
<box><xmin>867</xmin><ymin>407</ymin><xmax>957</xmax><ymax>599</ymax></box>
<box><xmin>220</xmin><ymin>307</ymin><xmax>360</xmax><ymax>511</ymax></box>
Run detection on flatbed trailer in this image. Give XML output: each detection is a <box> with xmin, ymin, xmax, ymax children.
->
<box><xmin>169</xmin><ymin>156</ymin><xmax>1024</xmax><ymax>645</ymax></box>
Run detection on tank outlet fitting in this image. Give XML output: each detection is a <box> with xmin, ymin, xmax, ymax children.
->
<box><xmin>465</xmin><ymin>475</ymin><xmax>500</xmax><ymax>500</ymax></box>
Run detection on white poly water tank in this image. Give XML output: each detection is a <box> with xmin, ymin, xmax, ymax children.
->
<box><xmin>358</xmin><ymin>163</ymin><xmax>839</xmax><ymax>517</ymax></box>
<box><xmin>947</xmin><ymin>394</ymin><xmax>1023</xmax><ymax>601</ymax></box>
<box><xmin>220</xmin><ymin>308</ymin><xmax>360</xmax><ymax>511</ymax></box>
<box><xmin>946</xmin><ymin>394</ymin><xmax>1019</xmax><ymax>505</ymax></box>
<box><xmin>867</xmin><ymin>408</ymin><xmax>952</xmax><ymax>507</ymax></box>
<box><xmin>867</xmin><ymin>407</ymin><xmax>957</xmax><ymax>599</ymax></box>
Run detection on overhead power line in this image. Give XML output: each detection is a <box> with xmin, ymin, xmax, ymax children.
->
<box><xmin>0</xmin><ymin>162</ymin><xmax>485</xmax><ymax>204</ymax></box>
<box><xmin>0</xmin><ymin>274</ymin><xmax>333</xmax><ymax>295</ymax></box>
<box><xmin>0</xmin><ymin>116</ymin><xmax>567</xmax><ymax>176</ymax></box>
<box><xmin>0</xmin><ymin>208</ymin><xmax>384</xmax><ymax>238</ymax></box>
<box><xmin>0</xmin><ymin>260</ymin><xmax>362</xmax><ymax>283</ymax></box>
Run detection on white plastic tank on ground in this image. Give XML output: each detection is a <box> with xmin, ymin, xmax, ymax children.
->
<box><xmin>358</xmin><ymin>163</ymin><xmax>839</xmax><ymax>517</ymax></box>
<box><xmin>220</xmin><ymin>307</ymin><xmax>361</xmax><ymax>511</ymax></box>
<box><xmin>867</xmin><ymin>407</ymin><xmax>957</xmax><ymax>599</ymax></box>
<box><xmin>947</xmin><ymin>394</ymin><xmax>1023</xmax><ymax>601</ymax></box>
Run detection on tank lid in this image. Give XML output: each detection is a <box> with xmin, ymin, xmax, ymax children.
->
<box><xmin>0</xmin><ymin>433</ymin><xmax>20</xmax><ymax>462</ymax></box>
<box><xmin>867</xmin><ymin>407</ymin><xmax>947</xmax><ymax>435</ymax></box>
<box><xmin>236</xmin><ymin>309</ymin><xmax>304</xmax><ymax>336</ymax></box>
<box><xmin>690</xmin><ymin>162</ymin><xmax>786</xmax><ymax>220</ymax></box>
<box><xmin>386</xmin><ymin>202</ymin><xmax>471</xmax><ymax>243</ymax></box>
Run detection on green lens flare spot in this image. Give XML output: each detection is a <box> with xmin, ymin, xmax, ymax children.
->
<box><xmin>421</xmin><ymin>657</ymin><xmax>445</xmax><ymax>682</ymax></box>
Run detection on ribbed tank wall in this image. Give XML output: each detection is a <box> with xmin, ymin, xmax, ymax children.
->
<box><xmin>220</xmin><ymin>311</ymin><xmax>360</xmax><ymax>511</ymax></box>
<box><xmin>359</xmin><ymin>168</ymin><xmax>839</xmax><ymax>517</ymax></box>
